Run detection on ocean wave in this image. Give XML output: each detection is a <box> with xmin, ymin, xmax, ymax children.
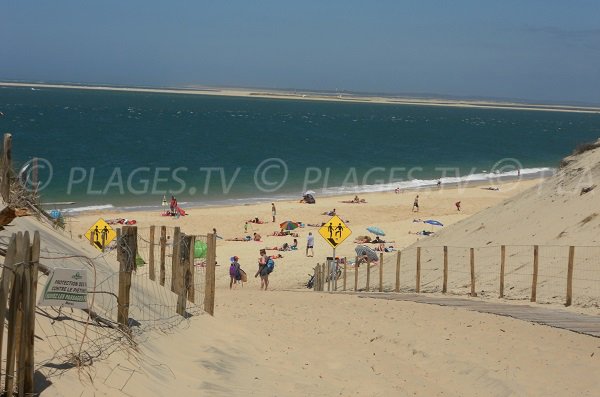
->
<box><xmin>62</xmin><ymin>204</ymin><xmax>115</xmax><ymax>213</ymax></box>
<box><xmin>319</xmin><ymin>167</ymin><xmax>555</xmax><ymax>195</ymax></box>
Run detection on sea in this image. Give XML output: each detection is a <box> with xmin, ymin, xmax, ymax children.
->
<box><xmin>1</xmin><ymin>85</ymin><xmax>599</xmax><ymax>213</ymax></box>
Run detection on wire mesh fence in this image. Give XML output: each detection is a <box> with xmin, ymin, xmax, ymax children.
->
<box><xmin>330</xmin><ymin>244</ymin><xmax>599</xmax><ymax>310</ymax></box>
<box><xmin>0</xmin><ymin>225</ymin><xmax>215</xmax><ymax>394</ymax></box>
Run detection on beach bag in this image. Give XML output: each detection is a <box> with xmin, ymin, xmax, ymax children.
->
<box><xmin>266</xmin><ymin>258</ymin><xmax>275</xmax><ymax>274</ymax></box>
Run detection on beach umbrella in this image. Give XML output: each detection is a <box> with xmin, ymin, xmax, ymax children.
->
<box><xmin>423</xmin><ymin>220</ymin><xmax>443</xmax><ymax>227</ymax></box>
<box><xmin>366</xmin><ymin>226</ymin><xmax>386</xmax><ymax>236</ymax></box>
<box><xmin>355</xmin><ymin>244</ymin><xmax>379</xmax><ymax>262</ymax></box>
<box><xmin>280</xmin><ymin>221</ymin><xmax>300</xmax><ymax>231</ymax></box>
<box><xmin>194</xmin><ymin>240</ymin><xmax>207</xmax><ymax>258</ymax></box>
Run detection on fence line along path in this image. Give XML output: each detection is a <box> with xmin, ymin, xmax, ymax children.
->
<box><xmin>356</xmin><ymin>292</ymin><xmax>600</xmax><ymax>338</ymax></box>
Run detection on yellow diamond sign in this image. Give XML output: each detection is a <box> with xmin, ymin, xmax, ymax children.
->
<box><xmin>319</xmin><ymin>215</ymin><xmax>352</xmax><ymax>249</ymax></box>
<box><xmin>84</xmin><ymin>219</ymin><xmax>116</xmax><ymax>251</ymax></box>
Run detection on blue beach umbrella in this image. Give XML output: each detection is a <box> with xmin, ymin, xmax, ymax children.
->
<box><xmin>423</xmin><ymin>220</ymin><xmax>443</xmax><ymax>227</ymax></box>
<box><xmin>366</xmin><ymin>226</ymin><xmax>385</xmax><ymax>236</ymax></box>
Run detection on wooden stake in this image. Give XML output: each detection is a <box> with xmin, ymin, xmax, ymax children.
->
<box><xmin>159</xmin><ymin>226</ymin><xmax>166</xmax><ymax>286</ymax></box>
<box><xmin>395</xmin><ymin>251</ymin><xmax>401</xmax><ymax>293</ymax></box>
<box><xmin>204</xmin><ymin>233</ymin><xmax>217</xmax><ymax>315</ymax></box>
<box><xmin>566</xmin><ymin>246</ymin><xmax>575</xmax><ymax>307</ymax></box>
<box><xmin>171</xmin><ymin>227</ymin><xmax>181</xmax><ymax>293</ymax></box>
<box><xmin>354</xmin><ymin>256</ymin><xmax>359</xmax><ymax>292</ymax></box>
<box><xmin>0</xmin><ymin>233</ymin><xmax>17</xmax><ymax>380</ymax></box>
<box><xmin>470</xmin><ymin>248</ymin><xmax>476</xmax><ymax>297</ymax></box>
<box><xmin>531</xmin><ymin>245</ymin><xmax>539</xmax><ymax>302</ymax></box>
<box><xmin>149</xmin><ymin>225</ymin><xmax>155</xmax><ymax>281</ymax></box>
<box><xmin>366</xmin><ymin>257</ymin><xmax>371</xmax><ymax>292</ymax></box>
<box><xmin>187</xmin><ymin>235</ymin><xmax>195</xmax><ymax>303</ymax></box>
<box><xmin>321</xmin><ymin>263</ymin><xmax>326</xmax><ymax>291</ymax></box>
<box><xmin>499</xmin><ymin>245</ymin><xmax>506</xmax><ymax>298</ymax></box>
<box><xmin>379</xmin><ymin>253</ymin><xmax>384</xmax><ymax>292</ymax></box>
<box><xmin>117</xmin><ymin>226</ymin><xmax>137</xmax><ymax>330</ymax></box>
<box><xmin>24</xmin><ymin>231</ymin><xmax>39</xmax><ymax>394</ymax></box>
<box><xmin>416</xmin><ymin>247</ymin><xmax>421</xmax><ymax>293</ymax></box>
<box><xmin>6</xmin><ymin>232</ymin><xmax>24</xmax><ymax>394</ymax></box>
<box><xmin>442</xmin><ymin>246</ymin><xmax>448</xmax><ymax>293</ymax></box>
<box><xmin>343</xmin><ymin>261</ymin><xmax>347</xmax><ymax>291</ymax></box>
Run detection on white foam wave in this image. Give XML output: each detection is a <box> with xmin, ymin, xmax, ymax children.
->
<box><xmin>63</xmin><ymin>204</ymin><xmax>115</xmax><ymax>213</ymax></box>
<box><xmin>319</xmin><ymin>167</ymin><xmax>554</xmax><ymax>195</ymax></box>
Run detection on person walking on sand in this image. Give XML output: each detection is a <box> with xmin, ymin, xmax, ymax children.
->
<box><xmin>229</xmin><ymin>256</ymin><xmax>241</xmax><ymax>289</ymax></box>
<box><xmin>271</xmin><ymin>203</ymin><xmax>276</xmax><ymax>223</ymax></box>
<box><xmin>306</xmin><ymin>232</ymin><xmax>314</xmax><ymax>257</ymax></box>
<box><xmin>455</xmin><ymin>201</ymin><xmax>461</xmax><ymax>211</ymax></box>
<box><xmin>255</xmin><ymin>249</ymin><xmax>269</xmax><ymax>290</ymax></box>
<box><xmin>412</xmin><ymin>195</ymin><xmax>419</xmax><ymax>212</ymax></box>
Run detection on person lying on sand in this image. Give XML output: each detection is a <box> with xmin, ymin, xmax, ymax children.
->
<box><xmin>271</xmin><ymin>230</ymin><xmax>299</xmax><ymax>237</ymax></box>
<box><xmin>354</xmin><ymin>235</ymin><xmax>372</xmax><ymax>243</ymax></box>
<box><xmin>226</xmin><ymin>236</ymin><xmax>252</xmax><ymax>241</ymax></box>
<box><xmin>482</xmin><ymin>187</ymin><xmax>500</xmax><ymax>191</ymax></box>
<box><xmin>321</xmin><ymin>208</ymin><xmax>336</xmax><ymax>216</ymax></box>
<box><xmin>307</xmin><ymin>222</ymin><xmax>325</xmax><ymax>227</ymax></box>
<box><xmin>374</xmin><ymin>244</ymin><xmax>396</xmax><ymax>252</ymax></box>
<box><xmin>370</xmin><ymin>236</ymin><xmax>394</xmax><ymax>244</ymax></box>
<box><xmin>253</xmin><ymin>233</ymin><xmax>262</xmax><ymax>241</ymax></box>
<box><xmin>340</xmin><ymin>198</ymin><xmax>367</xmax><ymax>204</ymax></box>
<box><xmin>265</xmin><ymin>242</ymin><xmax>291</xmax><ymax>251</ymax></box>
<box><xmin>247</xmin><ymin>217</ymin><xmax>266</xmax><ymax>224</ymax></box>
<box><xmin>409</xmin><ymin>230</ymin><xmax>434</xmax><ymax>236</ymax></box>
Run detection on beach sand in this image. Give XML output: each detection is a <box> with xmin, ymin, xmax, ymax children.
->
<box><xmin>12</xmin><ymin>172</ymin><xmax>599</xmax><ymax>396</ymax></box>
<box><xmin>69</xmin><ymin>179</ymin><xmax>540</xmax><ymax>291</ymax></box>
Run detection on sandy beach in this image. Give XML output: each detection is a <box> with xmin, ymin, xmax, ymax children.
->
<box><xmin>2</xmin><ymin>82</ymin><xmax>600</xmax><ymax>114</ymax></box>
<box><xmin>69</xmin><ymin>179</ymin><xmax>541</xmax><ymax>292</ymax></box>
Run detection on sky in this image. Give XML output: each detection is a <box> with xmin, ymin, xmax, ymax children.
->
<box><xmin>1</xmin><ymin>1</ymin><xmax>600</xmax><ymax>104</ymax></box>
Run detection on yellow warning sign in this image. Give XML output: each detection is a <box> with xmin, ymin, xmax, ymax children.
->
<box><xmin>318</xmin><ymin>215</ymin><xmax>352</xmax><ymax>249</ymax></box>
<box><xmin>84</xmin><ymin>219</ymin><xmax>116</xmax><ymax>251</ymax></box>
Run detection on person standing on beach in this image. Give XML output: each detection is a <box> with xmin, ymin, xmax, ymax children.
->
<box><xmin>244</xmin><ymin>221</ymin><xmax>249</xmax><ymax>234</ymax></box>
<box><xmin>412</xmin><ymin>195</ymin><xmax>419</xmax><ymax>212</ymax></box>
<box><xmin>455</xmin><ymin>201</ymin><xmax>461</xmax><ymax>211</ymax></box>
<box><xmin>229</xmin><ymin>256</ymin><xmax>241</xmax><ymax>289</ymax></box>
<box><xmin>271</xmin><ymin>203</ymin><xmax>276</xmax><ymax>223</ymax></box>
<box><xmin>255</xmin><ymin>249</ymin><xmax>269</xmax><ymax>290</ymax></box>
<box><xmin>169</xmin><ymin>195</ymin><xmax>177</xmax><ymax>215</ymax></box>
<box><xmin>306</xmin><ymin>232</ymin><xmax>314</xmax><ymax>257</ymax></box>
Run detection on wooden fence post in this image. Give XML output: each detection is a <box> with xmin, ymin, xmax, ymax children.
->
<box><xmin>321</xmin><ymin>263</ymin><xmax>326</xmax><ymax>291</ymax></box>
<box><xmin>148</xmin><ymin>225</ymin><xmax>155</xmax><ymax>281</ymax></box>
<box><xmin>117</xmin><ymin>226</ymin><xmax>137</xmax><ymax>330</ymax></box>
<box><xmin>499</xmin><ymin>245</ymin><xmax>506</xmax><ymax>298</ymax></box>
<box><xmin>17</xmin><ymin>232</ymin><xmax>32</xmax><ymax>396</ymax></box>
<box><xmin>470</xmin><ymin>248</ymin><xmax>476</xmax><ymax>297</ymax></box>
<box><xmin>6</xmin><ymin>232</ymin><xmax>26</xmax><ymax>394</ymax></box>
<box><xmin>566</xmin><ymin>246</ymin><xmax>575</xmax><ymax>306</ymax></box>
<box><xmin>354</xmin><ymin>256</ymin><xmax>359</xmax><ymax>292</ymax></box>
<box><xmin>159</xmin><ymin>226</ymin><xmax>166</xmax><ymax>286</ymax></box>
<box><xmin>379</xmin><ymin>253</ymin><xmax>384</xmax><ymax>292</ymax></box>
<box><xmin>171</xmin><ymin>227</ymin><xmax>181</xmax><ymax>293</ymax></box>
<box><xmin>177</xmin><ymin>234</ymin><xmax>192</xmax><ymax>316</ymax></box>
<box><xmin>565</xmin><ymin>245</ymin><xmax>575</xmax><ymax>306</ymax></box>
<box><xmin>531</xmin><ymin>245</ymin><xmax>539</xmax><ymax>302</ymax></box>
<box><xmin>343</xmin><ymin>261</ymin><xmax>347</xmax><ymax>291</ymax></box>
<box><xmin>24</xmin><ymin>231</ymin><xmax>39</xmax><ymax>394</ymax></box>
<box><xmin>442</xmin><ymin>246</ymin><xmax>448</xmax><ymax>293</ymax></box>
<box><xmin>0</xmin><ymin>233</ymin><xmax>17</xmax><ymax>382</ymax></box>
<box><xmin>416</xmin><ymin>247</ymin><xmax>421</xmax><ymax>293</ymax></box>
<box><xmin>187</xmin><ymin>235</ymin><xmax>195</xmax><ymax>303</ymax></box>
<box><xmin>395</xmin><ymin>251</ymin><xmax>401</xmax><ymax>293</ymax></box>
<box><xmin>204</xmin><ymin>233</ymin><xmax>217</xmax><ymax>315</ymax></box>
<box><xmin>1</xmin><ymin>133</ymin><xmax>12</xmax><ymax>202</ymax></box>
<box><xmin>313</xmin><ymin>265</ymin><xmax>318</xmax><ymax>291</ymax></box>
<box><xmin>366</xmin><ymin>257</ymin><xmax>371</xmax><ymax>292</ymax></box>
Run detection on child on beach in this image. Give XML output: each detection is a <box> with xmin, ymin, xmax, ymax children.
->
<box><xmin>412</xmin><ymin>195</ymin><xmax>419</xmax><ymax>212</ymax></box>
<box><xmin>229</xmin><ymin>256</ymin><xmax>241</xmax><ymax>289</ymax></box>
<box><xmin>306</xmin><ymin>232</ymin><xmax>314</xmax><ymax>257</ymax></box>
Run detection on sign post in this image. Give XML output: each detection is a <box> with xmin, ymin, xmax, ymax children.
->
<box><xmin>84</xmin><ymin>219</ymin><xmax>116</xmax><ymax>251</ymax></box>
<box><xmin>318</xmin><ymin>215</ymin><xmax>352</xmax><ymax>289</ymax></box>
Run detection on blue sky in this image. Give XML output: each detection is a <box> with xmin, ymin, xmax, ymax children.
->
<box><xmin>1</xmin><ymin>1</ymin><xmax>599</xmax><ymax>104</ymax></box>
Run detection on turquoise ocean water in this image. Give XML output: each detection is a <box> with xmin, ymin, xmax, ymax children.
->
<box><xmin>1</xmin><ymin>86</ymin><xmax>599</xmax><ymax>212</ymax></box>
